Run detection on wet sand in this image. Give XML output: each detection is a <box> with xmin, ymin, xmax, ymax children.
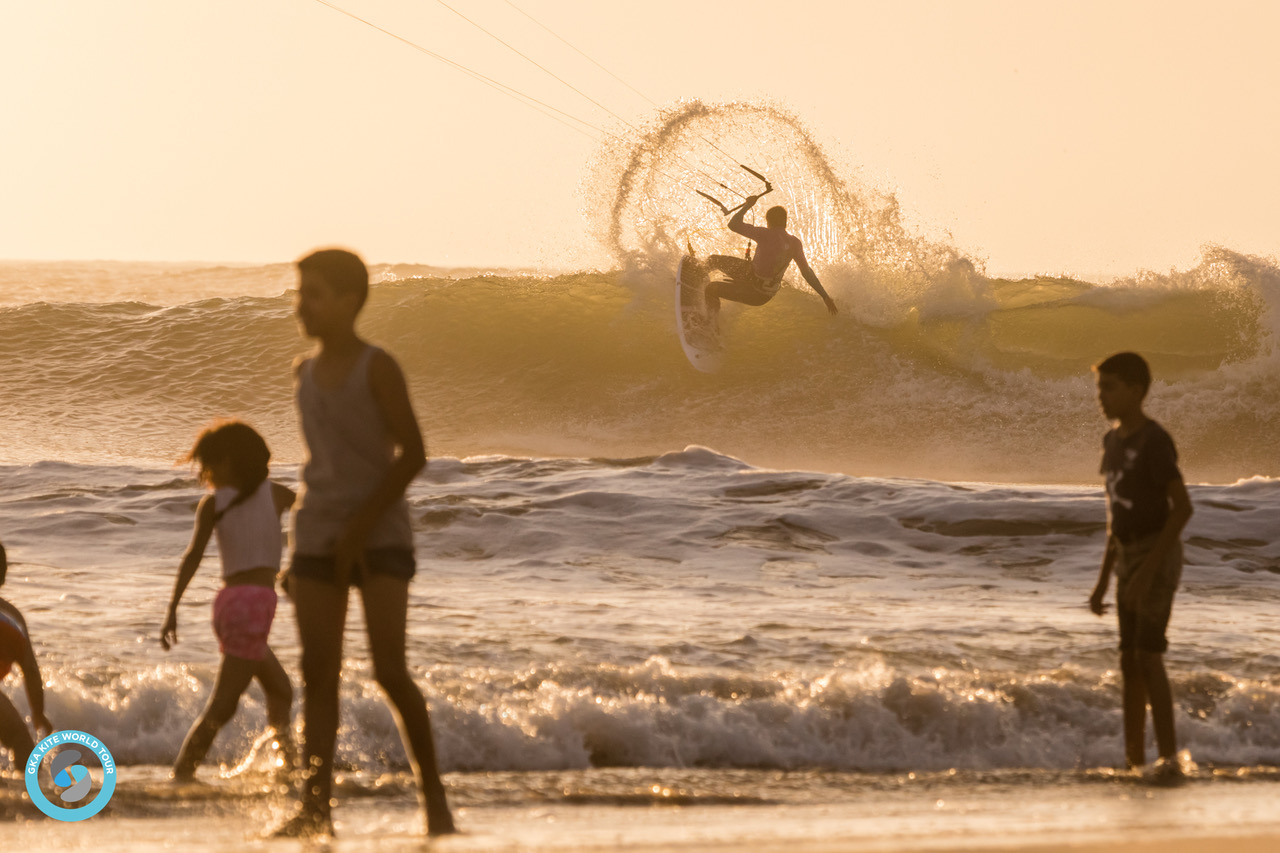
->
<box><xmin>3</xmin><ymin>778</ymin><xmax>1278</xmax><ymax>853</ymax></box>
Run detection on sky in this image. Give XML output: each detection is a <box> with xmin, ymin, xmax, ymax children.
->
<box><xmin>3</xmin><ymin>0</ymin><xmax>1279</xmax><ymax>277</ymax></box>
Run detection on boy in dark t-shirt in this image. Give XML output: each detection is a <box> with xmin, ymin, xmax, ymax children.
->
<box><xmin>1088</xmin><ymin>352</ymin><xmax>1193</xmax><ymax>773</ymax></box>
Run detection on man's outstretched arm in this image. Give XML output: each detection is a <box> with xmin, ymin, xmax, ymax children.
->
<box><xmin>795</xmin><ymin>247</ymin><xmax>838</xmax><ymax>315</ymax></box>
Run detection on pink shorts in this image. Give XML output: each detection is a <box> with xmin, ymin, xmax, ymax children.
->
<box><xmin>211</xmin><ymin>585</ymin><xmax>278</xmax><ymax>661</ymax></box>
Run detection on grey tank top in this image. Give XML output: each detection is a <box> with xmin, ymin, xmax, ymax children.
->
<box><xmin>291</xmin><ymin>344</ymin><xmax>414</xmax><ymax>556</ymax></box>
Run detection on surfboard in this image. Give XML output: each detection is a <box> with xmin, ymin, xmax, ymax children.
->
<box><xmin>675</xmin><ymin>255</ymin><xmax>724</xmax><ymax>373</ymax></box>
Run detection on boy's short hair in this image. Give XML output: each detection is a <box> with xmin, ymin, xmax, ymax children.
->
<box><xmin>1094</xmin><ymin>351</ymin><xmax>1152</xmax><ymax>394</ymax></box>
<box><xmin>765</xmin><ymin>206</ymin><xmax>787</xmax><ymax>228</ymax></box>
<box><xmin>297</xmin><ymin>248</ymin><xmax>369</xmax><ymax>309</ymax></box>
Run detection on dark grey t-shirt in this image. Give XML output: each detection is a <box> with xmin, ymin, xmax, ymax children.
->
<box><xmin>1100</xmin><ymin>419</ymin><xmax>1181</xmax><ymax>544</ymax></box>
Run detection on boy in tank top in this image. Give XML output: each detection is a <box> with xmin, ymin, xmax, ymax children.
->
<box><xmin>1088</xmin><ymin>352</ymin><xmax>1193</xmax><ymax>775</ymax></box>
<box><xmin>273</xmin><ymin>248</ymin><xmax>454</xmax><ymax>837</ymax></box>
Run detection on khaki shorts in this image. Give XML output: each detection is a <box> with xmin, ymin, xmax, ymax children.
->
<box><xmin>1114</xmin><ymin>536</ymin><xmax>1182</xmax><ymax>653</ymax></box>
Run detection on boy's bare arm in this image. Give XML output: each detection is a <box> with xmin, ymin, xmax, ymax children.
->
<box><xmin>332</xmin><ymin>349</ymin><xmax>426</xmax><ymax>580</ymax></box>
<box><xmin>161</xmin><ymin>496</ymin><xmax>216</xmax><ymax>650</ymax></box>
<box><xmin>272</xmin><ymin>481</ymin><xmax>297</xmax><ymax>515</ymax></box>
<box><xmin>1090</xmin><ymin>536</ymin><xmax>1117</xmax><ymax>615</ymax></box>
<box><xmin>17</xmin><ymin>625</ymin><xmax>51</xmax><ymax>736</ymax></box>
<box><xmin>1119</xmin><ymin>476</ymin><xmax>1193</xmax><ymax>609</ymax></box>
<box><xmin>271</xmin><ymin>482</ymin><xmax>299</xmax><ymax>598</ymax></box>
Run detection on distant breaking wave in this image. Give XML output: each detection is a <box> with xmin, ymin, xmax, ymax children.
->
<box><xmin>0</xmin><ymin>250</ymin><xmax>1276</xmax><ymax>481</ymax></box>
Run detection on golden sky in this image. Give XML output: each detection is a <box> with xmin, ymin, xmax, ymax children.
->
<box><xmin>2</xmin><ymin>0</ymin><xmax>1278</xmax><ymax>277</ymax></box>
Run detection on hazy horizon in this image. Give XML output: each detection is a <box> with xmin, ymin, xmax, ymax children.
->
<box><xmin>4</xmin><ymin>1</ymin><xmax>1280</xmax><ymax>279</ymax></box>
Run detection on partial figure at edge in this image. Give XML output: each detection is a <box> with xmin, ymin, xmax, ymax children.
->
<box><xmin>0</xmin><ymin>540</ymin><xmax>54</xmax><ymax>769</ymax></box>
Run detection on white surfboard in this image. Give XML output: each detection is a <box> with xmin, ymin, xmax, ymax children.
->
<box><xmin>675</xmin><ymin>255</ymin><xmax>724</xmax><ymax>373</ymax></box>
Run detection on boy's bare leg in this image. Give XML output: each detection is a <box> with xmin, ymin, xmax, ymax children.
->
<box><xmin>173</xmin><ymin>655</ymin><xmax>257</xmax><ymax>781</ymax></box>
<box><xmin>1120</xmin><ymin>649</ymin><xmax>1148</xmax><ymax>768</ymax></box>
<box><xmin>0</xmin><ymin>690</ymin><xmax>35</xmax><ymax>768</ymax></box>
<box><xmin>254</xmin><ymin>648</ymin><xmax>296</xmax><ymax>773</ymax></box>
<box><xmin>287</xmin><ymin>577</ymin><xmax>349</xmax><ymax>832</ymax></box>
<box><xmin>1138</xmin><ymin>650</ymin><xmax>1178</xmax><ymax>761</ymax></box>
<box><xmin>361</xmin><ymin>573</ymin><xmax>456</xmax><ymax>836</ymax></box>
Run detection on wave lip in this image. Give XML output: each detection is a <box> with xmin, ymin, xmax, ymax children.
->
<box><xmin>2</xmin><ymin>253</ymin><xmax>1278</xmax><ymax>481</ymax></box>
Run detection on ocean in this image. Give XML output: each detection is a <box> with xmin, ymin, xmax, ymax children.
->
<box><xmin>0</xmin><ymin>251</ymin><xmax>1277</xmax><ymax>849</ymax></box>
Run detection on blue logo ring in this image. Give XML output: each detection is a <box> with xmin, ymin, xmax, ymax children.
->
<box><xmin>25</xmin><ymin>730</ymin><xmax>117</xmax><ymax>821</ymax></box>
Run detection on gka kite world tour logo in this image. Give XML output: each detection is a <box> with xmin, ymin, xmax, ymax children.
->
<box><xmin>25</xmin><ymin>730</ymin><xmax>116</xmax><ymax>821</ymax></box>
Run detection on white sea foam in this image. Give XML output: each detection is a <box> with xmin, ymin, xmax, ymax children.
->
<box><xmin>1</xmin><ymin>455</ymin><xmax>1276</xmax><ymax>777</ymax></box>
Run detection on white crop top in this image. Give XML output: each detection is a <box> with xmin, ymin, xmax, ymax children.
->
<box><xmin>213</xmin><ymin>481</ymin><xmax>283</xmax><ymax>578</ymax></box>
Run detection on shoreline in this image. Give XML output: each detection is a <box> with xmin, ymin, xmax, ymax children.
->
<box><xmin>4</xmin><ymin>768</ymin><xmax>1280</xmax><ymax>852</ymax></box>
<box><xmin>3</xmin><ymin>802</ymin><xmax>1279</xmax><ymax>853</ymax></box>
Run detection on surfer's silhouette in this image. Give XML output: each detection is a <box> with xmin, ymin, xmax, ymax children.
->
<box><xmin>695</xmin><ymin>194</ymin><xmax>837</xmax><ymax>318</ymax></box>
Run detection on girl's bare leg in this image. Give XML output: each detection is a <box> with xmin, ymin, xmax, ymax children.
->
<box><xmin>254</xmin><ymin>647</ymin><xmax>296</xmax><ymax>773</ymax></box>
<box><xmin>172</xmin><ymin>655</ymin><xmax>257</xmax><ymax>781</ymax></box>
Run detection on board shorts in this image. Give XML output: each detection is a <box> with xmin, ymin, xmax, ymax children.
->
<box><xmin>1114</xmin><ymin>536</ymin><xmax>1182</xmax><ymax>654</ymax></box>
<box><xmin>707</xmin><ymin>255</ymin><xmax>782</xmax><ymax>302</ymax></box>
<box><xmin>212</xmin><ymin>585</ymin><xmax>278</xmax><ymax>661</ymax></box>
<box><xmin>289</xmin><ymin>547</ymin><xmax>416</xmax><ymax>587</ymax></box>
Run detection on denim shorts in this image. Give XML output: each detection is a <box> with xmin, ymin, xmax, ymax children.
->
<box><xmin>289</xmin><ymin>548</ymin><xmax>416</xmax><ymax>587</ymax></box>
<box><xmin>1115</xmin><ymin>537</ymin><xmax>1182</xmax><ymax>654</ymax></box>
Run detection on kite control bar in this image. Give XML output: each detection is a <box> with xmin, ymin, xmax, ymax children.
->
<box><xmin>696</xmin><ymin>164</ymin><xmax>773</xmax><ymax>216</ymax></box>
<box><xmin>695</xmin><ymin>190</ymin><xmax>734</xmax><ymax>216</ymax></box>
<box><xmin>740</xmin><ymin>165</ymin><xmax>772</xmax><ymax>195</ymax></box>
